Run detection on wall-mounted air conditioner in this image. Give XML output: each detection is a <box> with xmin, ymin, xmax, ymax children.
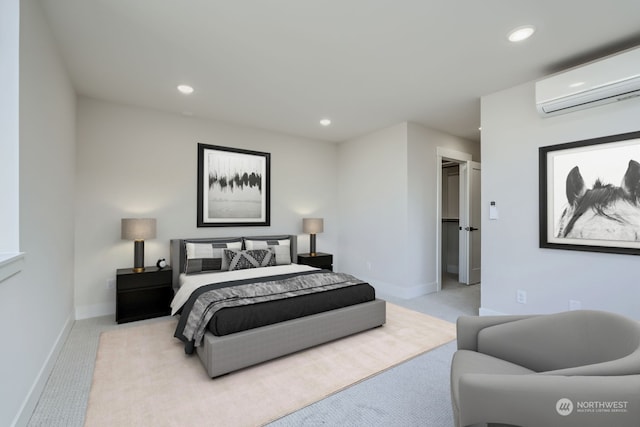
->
<box><xmin>535</xmin><ymin>46</ymin><xmax>640</xmax><ymax>116</ymax></box>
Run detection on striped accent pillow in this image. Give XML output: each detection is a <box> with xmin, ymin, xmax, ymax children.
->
<box><xmin>184</xmin><ymin>240</ymin><xmax>242</xmax><ymax>274</ymax></box>
<box><xmin>224</xmin><ymin>249</ymin><xmax>275</xmax><ymax>271</ymax></box>
<box><xmin>243</xmin><ymin>239</ymin><xmax>291</xmax><ymax>265</ymax></box>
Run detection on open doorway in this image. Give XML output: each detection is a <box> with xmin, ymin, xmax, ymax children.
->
<box><xmin>436</xmin><ymin>147</ymin><xmax>481</xmax><ymax>291</ymax></box>
<box><xmin>441</xmin><ymin>161</ymin><xmax>461</xmax><ymax>289</ymax></box>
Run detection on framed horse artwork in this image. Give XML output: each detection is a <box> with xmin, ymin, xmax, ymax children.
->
<box><xmin>539</xmin><ymin>130</ymin><xmax>640</xmax><ymax>255</ymax></box>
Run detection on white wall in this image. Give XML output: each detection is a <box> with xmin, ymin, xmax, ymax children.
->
<box><xmin>74</xmin><ymin>97</ymin><xmax>339</xmax><ymax>318</ymax></box>
<box><xmin>338</xmin><ymin>121</ymin><xmax>478</xmax><ymax>298</ymax></box>
<box><xmin>481</xmin><ymin>81</ymin><xmax>640</xmax><ymax>319</ymax></box>
<box><xmin>1</xmin><ymin>1</ymin><xmax>77</xmax><ymax>425</ymax></box>
<box><xmin>337</xmin><ymin>123</ymin><xmax>409</xmax><ymax>292</ymax></box>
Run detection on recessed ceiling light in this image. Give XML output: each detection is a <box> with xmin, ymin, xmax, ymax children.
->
<box><xmin>569</xmin><ymin>82</ymin><xmax>585</xmax><ymax>88</ymax></box>
<box><xmin>507</xmin><ymin>25</ymin><xmax>536</xmax><ymax>43</ymax></box>
<box><xmin>177</xmin><ymin>84</ymin><xmax>194</xmax><ymax>95</ymax></box>
<box><xmin>320</xmin><ymin>118</ymin><xmax>331</xmax><ymax>126</ymax></box>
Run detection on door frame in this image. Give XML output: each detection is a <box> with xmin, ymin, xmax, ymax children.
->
<box><xmin>435</xmin><ymin>147</ymin><xmax>472</xmax><ymax>291</ymax></box>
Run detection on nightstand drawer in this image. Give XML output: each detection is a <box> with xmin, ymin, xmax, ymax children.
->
<box><xmin>116</xmin><ymin>286</ymin><xmax>173</xmax><ymax>324</ymax></box>
<box><xmin>116</xmin><ymin>267</ymin><xmax>172</xmax><ymax>291</ymax></box>
<box><xmin>116</xmin><ymin>266</ymin><xmax>173</xmax><ymax>324</ymax></box>
<box><xmin>297</xmin><ymin>253</ymin><xmax>333</xmax><ymax>271</ymax></box>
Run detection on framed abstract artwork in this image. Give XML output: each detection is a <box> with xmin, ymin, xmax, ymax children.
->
<box><xmin>539</xmin><ymin>130</ymin><xmax>640</xmax><ymax>255</ymax></box>
<box><xmin>197</xmin><ymin>143</ymin><xmax>270</xmax><ymax>227</ymax></box>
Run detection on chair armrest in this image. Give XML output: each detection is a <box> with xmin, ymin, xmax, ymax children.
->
<box><xmin>456</xmin><ymin>315</ymin><xmax>535</xmax><ymax>350</ymax></box>
<box><xmin>458</xmin><ymin>374</ymin><xmax>640</xmax><ymax>427</ymax></box>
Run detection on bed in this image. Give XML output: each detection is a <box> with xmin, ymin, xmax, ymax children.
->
<box><xmin>169</xmin><ymin>234</ymin><xmax>386</xmax><ymax>378</ymax></box>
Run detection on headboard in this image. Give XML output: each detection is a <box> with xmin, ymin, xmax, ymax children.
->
<box><xmin>169</xmin><ymin>235</ymin><xmax>297</xmax><ymax>292</ymax></box>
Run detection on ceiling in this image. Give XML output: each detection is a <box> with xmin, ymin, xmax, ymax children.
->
<box><xmin>39</xmin><ymin>0</ymin><xmax>640</xmax><ymax>143</ymax></box>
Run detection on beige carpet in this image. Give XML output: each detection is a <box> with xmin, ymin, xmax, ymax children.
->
<box><xmin>84</xmin><ymin>303</ymin><xmax>456</xmax><ymax>427</ymax></box>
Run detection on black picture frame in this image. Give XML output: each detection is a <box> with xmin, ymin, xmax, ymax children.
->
<box><xmin>539</xmin><ymin>130</ymin><xmax>640</xmax><ymax>255</ymax></box>
<box><xmin>197</xmin><ymin>143</ymin><xmax>270</xmax><ymax>227</ymax></box>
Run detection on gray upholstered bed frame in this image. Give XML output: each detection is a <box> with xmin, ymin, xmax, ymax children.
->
<box><xmin>169</xmin><ymin>235</ymin><xmax>386</xmax><ymax>378</ymax></box>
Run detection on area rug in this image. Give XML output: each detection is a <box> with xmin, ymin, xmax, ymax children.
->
<box><xmin>84</xmin><ymin>303</ymin><xmax>456</xmax><ymax>427</ymax></box>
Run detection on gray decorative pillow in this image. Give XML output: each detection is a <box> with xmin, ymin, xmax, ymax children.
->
<box><xmin>184</xmin><ymin>240</ymin><xmax>242</xmax><ymax>274</ymax></box>
<box><xmin>243</xmin><ymin>238</ymin><xmax>291</xmax><ymax>265</ymax></box>
<box><xmin>224</xmin><ymin>249</ymin><xmax>276</xmax><ymax>271</ymax></box>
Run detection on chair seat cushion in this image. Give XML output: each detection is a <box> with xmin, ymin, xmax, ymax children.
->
<box><xmin>451</xmin><ymin>349</ymin><xmax>534</xmax><ymax>411</ymax></box>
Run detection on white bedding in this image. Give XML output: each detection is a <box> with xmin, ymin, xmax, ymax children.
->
<box><xmin>170</xmin><ymin>263</ymin><xmax>319</xmax><ymax>315</ymax></box>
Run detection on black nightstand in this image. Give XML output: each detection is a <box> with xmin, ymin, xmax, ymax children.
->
<box><xmin>116</xmin><ymin>266</ymin><xmax>173</xmax><ymax>324</ymax></box>
<box><xmin>297</xmin><ymin>253</ymin><xmax>333</xmax><ymax>271</ymax></box>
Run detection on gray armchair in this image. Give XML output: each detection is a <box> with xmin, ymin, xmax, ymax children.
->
<box><xmin>450</xmin><ymin>310</ymin><xmax>640</xmax><ymax>427</ymax></box>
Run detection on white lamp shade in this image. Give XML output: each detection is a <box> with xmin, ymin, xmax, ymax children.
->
<box><xmin>302</xmin><ymin>218</ymin><xmax>324</xmax><ymax>234</ymax></box>
<box><xmin>121</xmin><ymin>218</ymin><xmax>156</xmax><ymax>240</ymax></box>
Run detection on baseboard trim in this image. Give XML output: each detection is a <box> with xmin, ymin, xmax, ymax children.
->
<box><xmin>364</xmin><ymin>277</ymin><xmax>437</xmax><ymax>299</ymax></box>
<box><xmin>12</xmin><ymin>312</ymin><xmax>74</xmax><ymax>427</ymax></box>
<box><xmin>479</xmin><ymin>307</ymin><xmax>507</xmax><ymax>316</ymax></box>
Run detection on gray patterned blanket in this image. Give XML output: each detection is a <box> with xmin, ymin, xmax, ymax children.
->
<box><xmin>176</xmin><ymin>271</ymin><xmax>365</xmax><ymax>353</ymax></box>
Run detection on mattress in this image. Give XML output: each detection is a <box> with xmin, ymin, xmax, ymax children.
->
<box><xmin>172</xmin><ymin>265</ymin><xmax>376</xmax><ymax>353</ymax></box>
<box><xmin>208</xmin><ymin>279</ymin><xmax>374</xmax><ymax>336</ymax></box>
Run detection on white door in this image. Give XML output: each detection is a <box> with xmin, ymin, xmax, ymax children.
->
<box><xmin>459</xmin><ymin>161</ymin><xmax>481</xmax><ymax>285</ymax></box>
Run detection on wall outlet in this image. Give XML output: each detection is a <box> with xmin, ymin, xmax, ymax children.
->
<box><xmin>366</xmin><ymin>261</ymin><xmax>372</xmax><ymax>271</ymax></box>
<box><xmin>106</xmin><ymin>278</ymin><xmax>116</xmax><ymax>290</ymax></box>
<box><xmin>516</xmin><ymin>289</ymin><xmax>527</xmax><ymax>304</ymax></box>
<box><xmin>569</xmin><ymin>299</ymin><xmax>582</xmax><ymax>310</ymax></box>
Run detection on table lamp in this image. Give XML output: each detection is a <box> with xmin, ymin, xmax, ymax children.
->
<box><xmin>302</xmin><ymin>218</ymin><xmax>323</xmax><ymax>256</ymax></box>
<box><xmin>121</xmin><ymin>218</ymin><xmax>156</xmax><ymax>272</ymax></box>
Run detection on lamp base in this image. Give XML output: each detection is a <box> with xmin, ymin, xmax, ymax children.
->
<box><xmin>133</xmin><ymin>240</ymin><xmax>145</xmax><ymax>273</ymax></box>
<box><xmin>309</xmin><ymin>234</ymin><xmax>317</xmax><ymax>256</ymax></box>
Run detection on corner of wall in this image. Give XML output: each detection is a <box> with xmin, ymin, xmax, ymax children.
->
<box><xmin>75</xmin><ymin>302</ymin><xmax>115</xmax><ymax>320</ymax></box>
